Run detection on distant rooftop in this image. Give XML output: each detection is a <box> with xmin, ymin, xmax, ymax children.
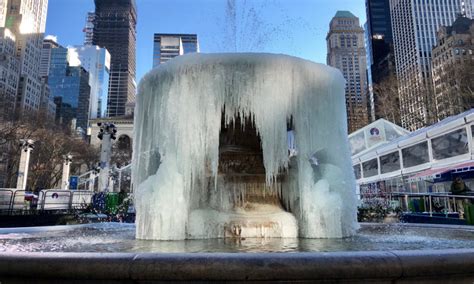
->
<box><xmin>334</xmin><ymin>11</ymin><xmax>357</xmax><ymax>19</ymax></box>
<box><xmin>447</xmin><ymin>16</ymin><xmax>474</xmax><ymax>35</ymax></box>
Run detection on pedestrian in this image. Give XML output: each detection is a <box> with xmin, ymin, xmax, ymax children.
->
<box><xmin>450</xmin><ymin>177</ymin><xmax>471</xmax><ymax>218</ymax></box>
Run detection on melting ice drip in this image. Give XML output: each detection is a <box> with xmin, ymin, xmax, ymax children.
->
<box><xmin>133</xmin><ymin>53</ymin><xmax>359</xmax><ymax>240</ymax></box>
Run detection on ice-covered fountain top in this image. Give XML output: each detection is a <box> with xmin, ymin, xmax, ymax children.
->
<box><xmin>133</xmin><ymin>53</ymin><xmax>358</xmax><ymax>240</ymax></box>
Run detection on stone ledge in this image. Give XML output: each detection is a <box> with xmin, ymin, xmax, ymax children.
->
<box><xmin>0</xmin><ymin>249</ymin><xmax>473</xmax><ymax>283</ymax></box>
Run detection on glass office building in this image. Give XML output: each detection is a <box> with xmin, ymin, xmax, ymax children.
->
<box><xmin>153</xmin><ymin>33</ymin><xmax>199</xmax><ymax>68</ymax></box>
<box><xmin>93</xmin><ymin>0</ymin><xmax>136</xmax><ymax>117</ymax></box>
<box><xmin>75</xmin><ymin>45</ymin><xmax>110</xmax><ymax>119</ymax></box>
<box><xmin>48</xmin><ymin>46</ymin><xmax>90</xmax><ymax>133</ymax></box>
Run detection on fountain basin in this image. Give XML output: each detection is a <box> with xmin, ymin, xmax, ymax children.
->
<box><xmin>1</xmin><ymin>223</ymin><xmax>474</xmax><ymax>282</ymax></box>
<box><xmin>1</xmin><ymin>249</ymin><xmax>474</xmax><ymax>283</ymax></box>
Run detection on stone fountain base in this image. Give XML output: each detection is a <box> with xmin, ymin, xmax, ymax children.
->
<box><xmin>188</xmin><ymin>203</ymin><xmax>298</xmax><ymax>239</ymax></box>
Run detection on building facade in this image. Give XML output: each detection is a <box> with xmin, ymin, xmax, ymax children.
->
<box><xmin>40</xmin><ymin>38</ymin><xmax>59</xmax><ymax>78</ymax></box>
<box><xmin>432</xmin><ymin>16</ymin><xmax>474</xmax><ymax>121</ymax></box>
<box><xmin>0</xmin><ymin>0</ymin><xmax>49</xmax><ymax>115</ymax></box>
<box><xmin>153</xmin><ymin>33</ymin><xmax>199</xmax><ymax>67</ymax></box>
<box><xmin>39</xmin><ymin>77</ymin><xmax>55</xmax><ymax>118</ymax></box>
<box><xmin>39</xmin><ymin>38</ymin><xmax>59</xmax><ymax>119</ymax></box>
<box><xmin>390</xmin><ymin>0</ymin><xmax>473</xmax><ymax>131</ymax></box>
<box><xmin>0</xmin><ymin>28</ymin><xmax>20</xmax><ymax>121</ymax></box>
<box><xmin>47</xmin><ymin>44</ymin><xmax>91</xmax><ymax>133</ymax></box>
<box><xmin>327</xmin><ymin>11</ymin><xmax>369</xmax><ymax>133</ymax></box>
<box><xmin>75</xmin><ymin>45</ymin><xmax>110</xmax><ymax>119</ymax></box>
<box><xmin>93</xmin><ymin>0</ymin><xmax>137</xmax><ymax>117</ymax></box>
<box><xmin>83</xmin><ymin>12</ymin><xmax>95</xmax><ymax>46</ymax></box>
<box><xmin>365</xmin><ymin>0</ymin><xmax>398</xmax><ymax>123</ymax></box>
<box><xmin>0</xmin><ymin>0</ymin><xmax>49</xmax><ymax>187</ymax></box>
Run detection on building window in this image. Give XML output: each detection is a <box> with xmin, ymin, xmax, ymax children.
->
<box><xmin>362</xmin><ymin>158</ymin><xmax>378</xmax><ymax>178</ymax></box>
<box><xmin>402</xmin><ymin>142</ymin><xmax>429</xmax><ymax>168</ymax></box>
<box><xmin>431</xmin><ymin>128</ymin><xmax>469</xmax><ymax>160</ymax></box>
<box><xmin>380</xmin><ymin>151</ymin><xmax>401</xmax><ymax>174</ymax></box>
<box><xmin>353</xmin><ymin>164</ymin><xmax>361</xmax><ymax>179</ymax></box>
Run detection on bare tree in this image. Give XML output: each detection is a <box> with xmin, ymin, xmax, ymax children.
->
<box><xmin>436</xmin><ymin>60</ymin><xmax>474</xmax><ymax>120</ymax></box>
<box><xmin>1</xmin><ymin>111</ymin><xmax>99</xmax><ymax>190</ymax></box>
<box><xmin>372</xmin><ymin>74</ymin><xmax>401</xmax><ymax>125</ymax></box>
<box><xmin>111</xmin><ymin>135</ymin><xmax>132</xmax><ymax>168</ymax></box>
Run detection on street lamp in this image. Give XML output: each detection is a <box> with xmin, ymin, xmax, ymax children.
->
<box><xmin>97</xmin><ymin>122</ymin><xmax>117</xmax><ymax>192</ymax></box>
<box><xmin>16</xmin><ymin>139</ymin><xmax>34</xmax><ymax>191</ymax></box>
<box><xmin>88</xmin><ymin>165</ymin><xmax>101</xmax><ymax>192</ymax></box>
<box><xmin>61</xmin><ymin>154</ymin><xmax>73</xmax><ymax>190</ymax></box>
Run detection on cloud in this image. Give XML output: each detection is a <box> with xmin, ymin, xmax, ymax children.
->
<box><xmin>44</xmin><ymin>35</ymin><xmax>58</xmax><ymax>42</ymax></box>
<box><xmin>67</xmin><ymin>47</ymin><xmax>82</xmax><ymax>67</ymax></box>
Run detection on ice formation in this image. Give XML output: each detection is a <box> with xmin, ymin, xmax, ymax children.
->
<box><xmin>133</xmin><ymin>53</ymin><xmax>359</xmax><ymax>240</ymax></box>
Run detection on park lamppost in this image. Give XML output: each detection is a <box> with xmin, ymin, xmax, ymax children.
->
<box><xmin>88</xmin><ymin>166</ymin><xmax>100</xmax><ymax>192</ymax></box>
<box><xmin>61</xmin><ymin>154</ymin><xmax>73</xmax><ymax>190</ymax></box>
<box><xmin>16</xmin><ymin>139</ymin><xmax>34</xmax><ymax>191</ymax></box>
<box><xmin>97</xmin><ymin>122</ymin><xmax>117</xmax><ymax>192</ymax></box>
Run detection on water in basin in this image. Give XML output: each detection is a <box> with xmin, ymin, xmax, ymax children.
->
<box><xmin>1</xmin><ymin>222</ymin><xmax>473</xmax><ymax>253</ymax></box>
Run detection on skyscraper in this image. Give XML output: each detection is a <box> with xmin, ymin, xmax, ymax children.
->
<box><xmin>75</xmin><ymin>45</ymin><xmax>110</xmax><ymax>119</ymax></box>
<box><xmin>153</xmin><ymin>33</ymin><xmax>199</xmax><ymax>68</ymax></box>
<box><xmin>327</xmin><ymin>11</ymin><xmax>369</xmax><ymax>133</ymax></box>
<box><xmin>390</xmin><ymin>0</ymin><xmax>473</xmax><ymax>130</ymax></box>
<box><xmin>40</xmin><ymin>37</ymin><xmax>59</xmax><ymax>78</ymax></box>
<box><xmin>3</xmin><ymin>0</ymin><xmax>48</xmax><ymax>35</ymax></box>
<box><xmin>0</xmin><ymin>28</ymin><xmax>19</xmax><ymax>121</ymax></box>
<box><xmin>39</xmin><ymin>38</ymin><xmax>59</xmax><ymax>119</ymax></box>
<box><xmin>365</xmin><ymin>0</ymin><xmax>398</xmax><ymax>123</ymax></box>
<box><xmin>93</xmin><ymin>0</ymin><xmax>137</xmax><ymax>117</ymax></box>
<box><xmin>0</xmin><ymin>0</ymin><xmax>48</xmax><ymax>188</ymax></box>
<box><xmin>47</xmin><ymin>44</ymin><xmax>91</xmax><ymax>133</ymax></box>
<box><xmin>0</xmin><ymin>0</ymin><xmax>49</xmax><ymax>115</ymax></box>
<box><xmin>0</xmin><ymin>1</ymin><xmax>8</xmax><ymax>27</ymax></box>
<box><xmin>83</xmin><ymin>12</ymin><xmax>95</xmax><ymax>46</ymax></box>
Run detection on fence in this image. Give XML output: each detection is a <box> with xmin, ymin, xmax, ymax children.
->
<box><xmin>390</xmin><ymin>192</ymin><xmax>474</xmax><ymax>217</ymax></box>
<box><xmin>0</xmin><ymin>189</ymin><xmax>94</xmax><ymax>214</ymax></box>
<box><xmin>76</xmin><ymin>164</ymin><xmax>132</xmax><ymax>193</ymax></box>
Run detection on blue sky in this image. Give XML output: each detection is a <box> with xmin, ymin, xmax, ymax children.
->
<box><xmin>45</xmin><ymin>0</ymin><xmax>366</xmax><ymax>83</ymax></box>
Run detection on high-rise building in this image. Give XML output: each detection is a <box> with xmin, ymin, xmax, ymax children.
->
<box><xmin>93</xmin><ymin>0</ymin><xmax>137</xmax><ymax>117</ymax></box>
<box><xmin>0</xmin><ymin>28</ymin><xmax>20</xmax><ymax>121</ymax></box>
<box><xmin>153</xmin><ymin>33</ymin><xmax>199</xmax><ymax>67</ymax></box>
<box><xmin>0</xmin><ymin>28</ymin><xmax>17</xmax><ymax>188</ymax></box>
<box><xmin>39</xmin><ymin>77</ymin><xmax>55</xmax><ymax>118</ymax></box>
<box><xmin>365</xmin><ymin>0</ymin><xmax>398</xmax><ymax>123</ymax></box>
<box><xmin>40</xmin><ymin>37</ymin><xmax>59</xmax><ymax>78</ymax></box>
<box><xmin>432</xmin><ymin>16</ymin><xmax>474</xmax><ymax>120</ymax></box>
<box><xmin>0</xmin><ymin>0</ymin><xmax>48</xmax><ymax>187</ymax></box>
<box><xmin>327</xmin><ymin>11</ymin><xmax>369</xmax><ymax>133</ymax></box>
<box><xmin>0</xmin><ymin>1</ymin><xmax>7</xmax><ymax>27</ymax></box>
<box><xmin>75</xmin><ymin>45</ymin><xmax>110</xmax><ymax>119</ymax></box>
<box><xmin>39</xmin><ymin>38</ymin><xmax>59</xmax><ymax>119</ymax></box>
<box><xmin>3</xmin><ymin>0</ymin><xmax>48</xmax><ymax>35</ymax></box>
<box><xmin>47</xmin><ymin>44</ymin><xmax>91</xmax><ymax>133</ymax></box>
<box><xmin>0</xmin><ymin>0</ymin><xmax>49</xmax><ymax>115</ymax></box>
<box><xmin>390</xmin><ymin>0</ymin><xmax>473</xmax><ymax>130</ymax></box>
<box><xmin>83</xmin><ymin>12</ymin><xmax>95</xmax><ymax>46</ymax></box>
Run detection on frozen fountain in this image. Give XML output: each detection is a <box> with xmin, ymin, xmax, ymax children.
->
<box><xmin>1</xmin><ymin>54</ymin><xmax>474</xmax><ymax>283</ymax></box>
<box><xmin>132</xmin><ymin>53</ymin><xmax>358</xmax><ymax>240</ymax></box>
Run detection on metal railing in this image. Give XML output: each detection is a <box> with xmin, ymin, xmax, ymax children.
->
<box><xmin>76</xmin><ymin>163</ymin><xmax>132</xmax><ymax>192</ymax></box>
<box><xmin>0</xmin><ymin>189</ymin><xmax>29</xmax><ymax>213</ymax></box>
<box><xmin>390</xmin><ymin>192</ymin><xmax>474</xmax><ymax>218</ymax></box>
<box><xmin>0</xmin><ymin>188</ymin><xmax>94</xmax><ymax>214</ymax></box>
